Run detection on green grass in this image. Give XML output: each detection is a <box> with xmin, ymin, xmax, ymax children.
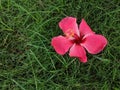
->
<box><xmin>0</xmin><ymin>0</ymin><xmax>120</xmax><ymax>90</ymax></box>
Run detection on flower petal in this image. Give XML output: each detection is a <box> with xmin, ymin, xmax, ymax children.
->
<box><xmin>59</xmin><ymin>17</ymin><xmax>79</xmax><ymax>36</ymax></box>
<box><xmin>81</xmin><ymin>34</ymin><xmax>107</xmax><ymax>54</ymax></box>
<box><xmin>69</xmin><ymin>44</ymin><xmax>87</xmax><ymax>63</ymax></box>
<box><xmin>51</xmin><ymin>35</ymin><xmax>73</xmax><ymax>55</ymax></box>
<box><xmin>79</xmin><ymin>19</ymin><xmax>94</xmax><ymax>36</ymax></box>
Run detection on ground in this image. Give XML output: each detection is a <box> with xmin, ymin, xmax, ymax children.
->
<box><xmin>0</xmin><ymin>0</ymin><xmax>120</xmax><ymax>90</ymax></box>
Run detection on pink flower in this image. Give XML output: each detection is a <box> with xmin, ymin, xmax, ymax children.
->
<box><xmin>51</xmin><ymin>17</ymin><xmax>107</xmax><ymax>63</ymax></box>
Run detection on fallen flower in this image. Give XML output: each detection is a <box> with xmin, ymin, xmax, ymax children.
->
<box><xmin>51</xmin><ymin>17</ymin><xmax>107</xmax><ymax>63</ymax></box>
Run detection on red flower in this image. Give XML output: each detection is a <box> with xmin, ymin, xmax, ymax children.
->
<box><xmin>51</xmin><ymin>17</ymin><xmax>107</xmax><ymax>63</ymax></box>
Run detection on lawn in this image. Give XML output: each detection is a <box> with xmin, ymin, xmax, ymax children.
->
<box><xmin>0</xmin><ymin>0</ymin><xmax>120</xmax><ymax>90</ymax></box>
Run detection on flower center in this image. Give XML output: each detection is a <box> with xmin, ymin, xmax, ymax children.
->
<box><xmin>65</xmin><ymin>29</ymin><xmax>83</xmax><ymax>44</ymax></box>
<box><xmin>72</xmin><ymin>34</ymin><xmax>83</xmax><ymax>44</ymax></box>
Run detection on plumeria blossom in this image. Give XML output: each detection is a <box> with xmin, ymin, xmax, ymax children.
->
<box><xmin>51</xmin><ymin>17</ymin><xmax>107</xmax><ymax>63</ymax></box>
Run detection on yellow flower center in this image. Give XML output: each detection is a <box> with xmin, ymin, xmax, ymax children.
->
<box><xmin>65</xmin><ymin>29</ymin><xmax>74</xmax><ymax>39</ymax></box>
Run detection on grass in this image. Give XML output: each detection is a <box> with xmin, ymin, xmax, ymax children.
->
<box><xmin>0</xmin><ymin>0</ymin><xmax>120</xmax><ymax>90</ymax></box>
